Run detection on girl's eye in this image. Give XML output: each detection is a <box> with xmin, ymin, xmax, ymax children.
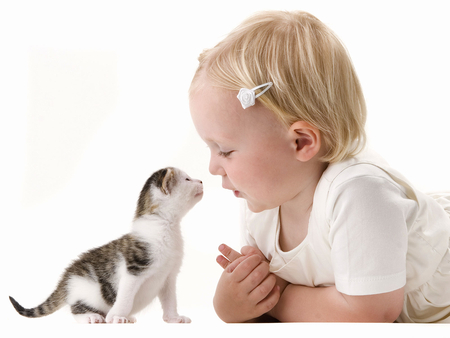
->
<box><xmin>218</xmin><ymin>150</ymin><xmax>233</xmax><ymax>158</ymax></box>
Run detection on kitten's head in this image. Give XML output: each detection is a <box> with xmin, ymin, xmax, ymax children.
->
<box><xmin>135</xmin><ymin>167</ymin><xmax>203</xmax><ymax>220</ymax></box>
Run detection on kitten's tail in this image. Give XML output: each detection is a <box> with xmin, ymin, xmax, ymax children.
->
<box><xmin>9</xmin><ymin>280</ymin><xmax>67</xmax><ymax>318</ymax></box>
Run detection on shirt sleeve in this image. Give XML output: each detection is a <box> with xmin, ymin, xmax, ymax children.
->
<box><xmin>328</xmin><ymin>171</ymin><xmax>412</xmax><ymax>296</ymax></box>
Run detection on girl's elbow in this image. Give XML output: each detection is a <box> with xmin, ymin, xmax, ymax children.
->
<box><xmin>357</xmin><ymin>303</ymin><xmax>402</xmax><ymax>323</ymax></box>
<box><xmin>382</xmin><ymin>298</ymin><xmax>403</xmax><ymax>323</ymax></box>
<box><xmin>385</xmin><ymin>287</ymin><xmax>404</xmax><ymax>322</ymax></box>
<box><xmin>370</xmin><ymin>288</ymin><xmax>405</xmax><ymax>323</ymax></box>
<box><xmin>348</xmin><ymin>287</ymin><xmax>404</xmax><ymax>322</ymax></box>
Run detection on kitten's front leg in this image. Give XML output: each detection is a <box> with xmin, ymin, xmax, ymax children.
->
<box><xmin>106</xmin><ymin>274</ymin><xmax>144</xmax><ymax>324</ymax></box>
<box><xmin>159</xmin><ymin>272</ymin><xmax>191</xmax><ymax>323</ymax></box>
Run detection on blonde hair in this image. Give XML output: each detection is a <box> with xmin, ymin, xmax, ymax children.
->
<box><xmin>190</xmin><ymin>10</ymin><xmax>367</xmax><ymax>163</ymax></box>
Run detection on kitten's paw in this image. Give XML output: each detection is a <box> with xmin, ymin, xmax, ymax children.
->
<box><xmin>107</xmin><ymin>315</ymin><xmax>136</xmax><ymax>324</ymax></box>
<box><xmin>163</xmin><ymin>315</ymin><xmax>191</xmax><ymax>323</ymax></box>
<box><xmin>73</xmin><ymin>313</ymin><xmax>105</xmax><ymax>324</ymax></box>
<box><xmin>88</xmin><ymin>314</ymin><xmax>106</xmax><ymax>324</ymax></box>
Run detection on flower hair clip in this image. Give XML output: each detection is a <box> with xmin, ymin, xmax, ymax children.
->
<box><xmin>237</xmin><ymin>82</ymin><xmax>273</xmax><ymax>109</ymax></box>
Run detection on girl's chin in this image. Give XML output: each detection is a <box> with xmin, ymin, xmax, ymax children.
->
<box><xmin>245</xmin><ymin>200</ymin><xmax>269</xmax><ymax>214</ymax></box>
<box><xmin>233</xmin><ymin>191</ymin><xmax>273</xmax><ymax>213</ymax></box>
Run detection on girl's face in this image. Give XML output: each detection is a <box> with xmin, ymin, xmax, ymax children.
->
<box><xmin>190</xmin><ymin>76</ymin><xmax>306</xmax><ymax>213</ymax></box>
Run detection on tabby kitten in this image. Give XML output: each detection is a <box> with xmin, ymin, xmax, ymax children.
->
<box><xmin>10</xmin><ymin>167</ymin><xmax>203</xmax><ymax>324</ymax></box>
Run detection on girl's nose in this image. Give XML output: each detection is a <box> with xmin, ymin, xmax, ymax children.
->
<box><xmin>209</xmin><ymin>156</ymin><xmax>226</xmax><ymax>177</ymax></box>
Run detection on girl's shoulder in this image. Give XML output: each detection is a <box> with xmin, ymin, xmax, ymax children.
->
<box><xmin>321</xmin><ymin>148</ymin><xmax>416</xmax><ymax>200</ymax></box>
<box><xmin>323</xmin><ymin>148</ymin><xmax>394</xmax><ymax>184</ymax></box>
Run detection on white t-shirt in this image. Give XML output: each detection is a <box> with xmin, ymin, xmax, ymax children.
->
<box><xmin>241</xmin><ymin>149</ymin><xmax>450</xmax><ymax>322</ymax></box>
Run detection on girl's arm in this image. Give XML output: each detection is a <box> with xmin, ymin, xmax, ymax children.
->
<box><xmin>269</xmin><ymin>284</ymin><xmax>404</xmax><ymax>322</ymax></box>
<box><xmin>217</xmin><ymin>244</ymin><xmax>404</xmax><ymax>322</ymax></box>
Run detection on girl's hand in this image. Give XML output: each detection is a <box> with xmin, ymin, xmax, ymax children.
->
<box><xmin>213</xmin><ymin>244</ymin><xmax>281</xmax><ymax>323</ymax></box>
<box><xmin>216</xmin><ymin>244</ymin><xmax>267</xmax><ymax>270</ymax></box>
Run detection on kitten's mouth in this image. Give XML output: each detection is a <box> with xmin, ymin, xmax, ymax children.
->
<box><xmin>195</xmin><ymin>192</ymin><xmax>203</xmax><ymax>198</ymax></box>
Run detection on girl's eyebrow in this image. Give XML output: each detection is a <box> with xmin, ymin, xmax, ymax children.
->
<box><xmin>201</xmin><ymin>137</ymin><xmax>219</xmax><ymax>149</ymax></box>
<box><xmin>203</xmin><ymin>135</ymin><xmax>233</xmax><ymax>146</ymax></box>
<box><xmin>201</xmin><ymin>136</ymin><xmax>215</xmax><ymax>144</ymax></box>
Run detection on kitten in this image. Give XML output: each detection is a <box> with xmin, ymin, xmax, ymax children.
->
<box><xmin>9</xmin><ymin>167</ymin><xmax>203</xmax><ymax>324</ymax></box>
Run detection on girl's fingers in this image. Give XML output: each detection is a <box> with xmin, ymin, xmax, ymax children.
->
<box><xmin>226</xmin><ymin>255</ymin><xmax>248</xmax><ymax>273</ymax></box>
<box><xmin>219</xmin><ymin>244</ymin><xmax>242</xmax><ymax>263</ymax></box>
<box><xmin>255</xmin><ymin>282</ymin><xmax>281</xmax><ymax>316</ymax></box>
<box><xmin>231</xmin><ymin>255</ymin><xmax>263</xmax><ymax>283</ymax></box>
<box><xmin>249</xmin><ymin>273</ymin><xmax>277</xmax><ymax>304</ymax></box>
<box><xmin>241</xmin><ymin>245</ymin><xmax>263</xmax><ymax>258</ymax></box>
<box><xmin>216</xmin><ymin>244</ymin><xmax>243</xmax><ymax>271</ymax></box>
<box><xmin>216</xmin><ymin>255</ymin><xmax>230</xmax><ymax>269</ymax></box>
<box><xmin>217</xmin><ymin>244</ymin><xmax>267</xmax><ymax>276</ymax></box>
<box><xmin>216</xmin><ymin>255</ymin><xmax>247</xmax><ymax>272</ymax></box>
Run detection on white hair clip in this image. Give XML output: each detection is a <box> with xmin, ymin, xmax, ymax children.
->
<box><xmin>237</xmin><ymin>82</ymin><xmax>273</xmax><ymax>109</ymax></box>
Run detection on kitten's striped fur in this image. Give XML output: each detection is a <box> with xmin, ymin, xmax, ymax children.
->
<box><xmin>10</xmin><ymin>167</ymin><xmax>203</xmax><ymax>324</ymax></box>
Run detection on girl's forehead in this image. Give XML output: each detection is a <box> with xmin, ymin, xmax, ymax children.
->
<box><xmin>190</xmin><ymin>76</ymin><xmax>286</xmax><ymax>145</ymax></box>
<box><xmin>190</xmin><ymin>81</ymin><xmax>245</xmax><ymax>129</ymax></box>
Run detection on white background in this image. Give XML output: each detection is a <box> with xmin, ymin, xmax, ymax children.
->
<box><xmin>1</xmin><ymin>0</ymin><xmax>449</xmax><ymax>336</ymax></box>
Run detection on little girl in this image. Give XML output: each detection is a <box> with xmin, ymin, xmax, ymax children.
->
<box><xmin>189</xmin><ymin>10</ymin><xmax>450</xmax><ymax>323</ymax></box>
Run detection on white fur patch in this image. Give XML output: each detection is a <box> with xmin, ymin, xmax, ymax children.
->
<box><xmin>66</xmin><ymin>276</ymin><xmax>111</xmax><ymax>314</ymax></box>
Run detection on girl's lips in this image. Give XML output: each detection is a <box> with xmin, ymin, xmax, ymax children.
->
<box><xmin>233</xmin><ymin>190</ymin><xmax>240</xmax><ymax>198</ymax></box>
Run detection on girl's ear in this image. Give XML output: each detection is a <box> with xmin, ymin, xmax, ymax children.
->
<box><xmin>289</xmin><ymin>121</ymin><xmax>322</xmax><ymax>162</ymax></box>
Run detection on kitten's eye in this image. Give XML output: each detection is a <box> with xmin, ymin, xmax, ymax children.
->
<box><xmin>185</xmin><ymin>178</ymin><xmax>191</xmax><ymax>181</ymax></box>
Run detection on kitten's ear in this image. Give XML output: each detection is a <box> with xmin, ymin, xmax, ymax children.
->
<box><xmin>160</xmin><ymin>168</ymin><xmax>176</xmax><ymax>195</ymax></box>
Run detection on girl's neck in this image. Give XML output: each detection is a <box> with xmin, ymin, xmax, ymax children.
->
<box><xmin>278</xmin><ymin>161</ymin><xmax>328</xmax><ymax>251</ymax></box>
